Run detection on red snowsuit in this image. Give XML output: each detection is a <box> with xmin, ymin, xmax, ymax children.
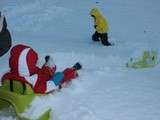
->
<box><xmin>2</xmin><ymin>44</ymin><xmax>78</xmax><ymax>94</ymax></box>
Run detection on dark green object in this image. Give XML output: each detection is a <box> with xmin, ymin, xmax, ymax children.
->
<box><xmin>0</xmin><ymin>16</ymin><xmax>12</xmax><ymax>57</ymax></box>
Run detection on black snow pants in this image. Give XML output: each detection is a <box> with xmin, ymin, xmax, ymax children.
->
<box><xmin>92</xmin><ymin>31</ymin><xmax>111</xmax><ymax>46</ymax></box>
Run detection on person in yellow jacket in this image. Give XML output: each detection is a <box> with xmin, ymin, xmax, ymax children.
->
<box><xmin>90</xmin><ymin>8</ymin><xmax>111</xmax><ymax>46</ymax></box>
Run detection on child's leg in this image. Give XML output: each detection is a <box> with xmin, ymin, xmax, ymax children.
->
<box><xmin>45</xmin><ymin>72</ymin><xmax>64</xmax><ymax>93</ymax></box>
<box><xmin>92</xmin><ymin>31</ymin><xmax>100</xmax><ymax>41</ymax></box>
<box><xmin>60</xmin><ymin>68</ymin><xmax>78</xmax><ymax>84</ymax></box>
<box><xmin>100</xmin><ymin>33</ymin><xmax>111</xmax><ymax>46</ymax></box>
<box><xmin>52</xmin><ymin>72</ymin><xmax>64</xmax><ymax>85</ymax></box>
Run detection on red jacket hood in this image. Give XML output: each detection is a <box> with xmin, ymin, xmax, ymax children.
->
<box><xmin>9</xmin><ymin>44</ymin><xmax>38</xmax><ymax>76</ymax></box>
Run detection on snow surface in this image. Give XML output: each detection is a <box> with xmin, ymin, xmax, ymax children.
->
<box><xmin>0</xmin><ymin>0</ymin><xmax>160</xmax><ymax>120</ymax></box>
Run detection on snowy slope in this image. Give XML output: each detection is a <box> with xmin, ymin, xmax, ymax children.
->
<box><xmin>0</xmin><ymin>0</ymin><xmax>160</xmax><ymax>120</ymax></box>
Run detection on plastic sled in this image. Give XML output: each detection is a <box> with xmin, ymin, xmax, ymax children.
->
<box><xmin>126</xmin><ymin>50</ymin><xmax>159</xmax><ymax>68</ymax></box>
<box><xmin>0</xmin><ymin>80</ymin><xmax>51</xmax><ymax>120</ymax></box>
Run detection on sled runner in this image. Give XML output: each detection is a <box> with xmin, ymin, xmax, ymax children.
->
<box><xmin>0</xmin><ymin>80</ymin><xmax>51</xmax><ymax>120</ymax></box>
<box><xmin>126</xmin><ymin>50</ymin><xmax>159</xmax><ymax>68</ymax></box>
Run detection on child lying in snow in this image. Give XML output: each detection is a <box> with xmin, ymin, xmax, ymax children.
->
<box><xmin>1</xmin><ymin>44</ymin><xmax>82</xmax><ymax>94</ymax></box>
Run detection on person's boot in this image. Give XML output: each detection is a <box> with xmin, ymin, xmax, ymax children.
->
<box><xmin>101</xmin><ymin>33</ymin><xmax>112</xmax><ymax>46</ymax></box>
<box><xmin>72</xmin><ymin>62</ymin><xmax>82</xmax><ymax>70</ymax></box>
<box><xmin>102</xmin><ymin>40</ymin><xmax>112</xmax><ymax>46</ymax></box>
<box><xmin>92</xmin><ymin>32</ymin><xmax>100</xmax><ymax>41</ymax></box>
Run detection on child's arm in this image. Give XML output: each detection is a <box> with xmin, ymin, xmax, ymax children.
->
<box><xmin>41</xmin><ymin>55</ymin><xmax>56</xmax><ymax>79</ymax></box>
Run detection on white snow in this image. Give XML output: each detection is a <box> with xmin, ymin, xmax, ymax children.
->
<box><xmin>0</xmin><ymin>0</ymin><xmax>160</xmax><ymax>120</ymax></box>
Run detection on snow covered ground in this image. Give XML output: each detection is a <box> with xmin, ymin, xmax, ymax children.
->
<box><xmin>0</xmin><ymin>0</ymin><xmax>160</xmax><ymax>120</ymax></box>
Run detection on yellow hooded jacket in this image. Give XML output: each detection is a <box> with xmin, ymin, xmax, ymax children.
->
<box><xmin>90</xmin><ymin>8</ymin><xmax>109</xmax><ymax>34</ymax></box>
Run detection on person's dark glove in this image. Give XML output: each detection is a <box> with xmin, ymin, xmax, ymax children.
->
<box><xmin>45</xmin><ymin>55</ymin><xmax>55</xmax><ymax>68</ymax></box>
<box><xmin>45</xmin><ymin>55</ymin><xmax>50</xmax><ymax>63</ymax></box>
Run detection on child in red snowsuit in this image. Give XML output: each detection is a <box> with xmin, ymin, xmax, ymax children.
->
<box><xmin>1</xmin><ymin>44</ymin><xmax>82</xmax><ymax>94</ymax></box>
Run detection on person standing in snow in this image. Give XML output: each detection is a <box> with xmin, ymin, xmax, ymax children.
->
<box><xmin>1</xmin><ymin>44</ymin><xmax>82</xmax><ymax>94</ymax></box>
<box><xmin>0</xmin><ymin>12</ymin><xmax>12</xmax><ymax>56</ymax></box>
<box><xmin>90</xmin><ymin>7</ymin><xmax>111</xmax><ymax>46</ymax></box>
